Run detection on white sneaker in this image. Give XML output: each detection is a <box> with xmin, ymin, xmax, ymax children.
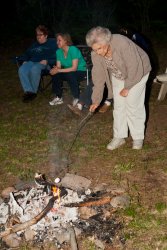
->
<box><xmin>107</xmin><ymin>138</ymin><xmax>125</xmax><ymax>150</ymax></box>
<box><xmin>72</xmin><ymin>98</ymin><xmax>79</xmax><ymax>106</ymax></box>
<box><xmin>104</xmin><ymin>100</ymin><xmax>111</xmax><ymax>106</ymax></box>
<box><xmin>132</xmin><ymin>140</ymin><xmax>143</xmax><ymax>150</ymax></box>
<box><xmin>49</xmin><ymin>97</ymin><xmax>63</xmax><ymax>106</ymax></box>
<box><xmin>76</xmin><ymin>103</ymin><xmax>83</xmax><ymax>110</ymax></box>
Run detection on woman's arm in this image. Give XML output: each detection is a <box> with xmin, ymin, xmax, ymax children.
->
<box><xmin>49</xmin><ymin>61</ymin><xmax>61</xmax><ymax>75</ymax></box>
<box><xmin>50</xmin><ymin>59</ymin><xmax>78</xmax><ymax>75</ymax></box>
<box><xmin>58</xmin><ymin>59</ymin><xmax>78</xmax><ymax>73</ymax></box>
<box><xmin>91</xmin><ymin>52</ymin><xmax>106</xmax><ymax>105</ymax></box>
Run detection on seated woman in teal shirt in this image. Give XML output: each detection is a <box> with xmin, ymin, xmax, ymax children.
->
<box><xmin>49</xmin><ymin>33</ymin><xmax>86</xmax><ymax>106</ymax></box>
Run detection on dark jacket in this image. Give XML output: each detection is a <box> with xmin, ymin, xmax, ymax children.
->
<box><xmin>19</xmin><ymin>38</ymin><xmax>57</xmax><ymax>66</ymax></box>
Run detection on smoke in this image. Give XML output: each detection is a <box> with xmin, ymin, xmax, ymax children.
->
<box><xmin>47</xmin><ymin>97</ymin><xmax>80</xmax><ymax>179</ymax></box>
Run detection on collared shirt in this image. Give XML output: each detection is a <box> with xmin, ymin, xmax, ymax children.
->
<box><xmin>104</xmin><ymin>56</ymin><xmax>124</xmax><ymax>80</ymax></box>
<box><xmin>56</xmin><ymin>46</ymin><xmax>86</xmax><ymax>71</ymax></box>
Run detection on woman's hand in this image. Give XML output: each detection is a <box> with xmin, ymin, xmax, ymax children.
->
<box><xmin>50</xmin><ymin>66</ymin><xmax>59</xmax><ymax>75</ymax></box>
<box><xmin>58</xmin><ymin>59</ymin><xmax>78</xmax><ymax>73</ymax></box>
<box><xmin>40</xmin><ymin>60</ymin><xmax>47</xmax><ymax>65</ymax></box>
<box><xmin>89</xmin><ymin>104</ymin><xmax>98</xmax><ymax>112</ymax></box>
<box><xmin>120</xmin><ymin>88</ymin><xmax>129</xmax><ymax>97</ymax></box>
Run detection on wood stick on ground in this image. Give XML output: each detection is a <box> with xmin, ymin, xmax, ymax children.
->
<box><xmin>65</xmin><ymin>196</ymin><xmax>112</xmax><ymax>207</ymax></box>
<box><xmin>0</xmin><ymin>196</ymin><xmax>57</xmax><ymax>238</ymax></box>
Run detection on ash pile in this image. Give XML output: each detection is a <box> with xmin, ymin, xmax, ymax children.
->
<box><xmin>0</xmin><ymin>173</ymin><xmax>130</xmax><ymax>249</ymax></box>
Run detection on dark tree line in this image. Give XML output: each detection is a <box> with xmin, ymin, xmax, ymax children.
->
<box><xmin>0</xmin><ymin>0</ymin><xmax>166</xmax><ymax>45</ymax></box>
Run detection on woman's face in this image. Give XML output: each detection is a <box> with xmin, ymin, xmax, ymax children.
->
<box><xmin>92</xmin><ymin>43</ymin><xmax>110</xmax><ymax>57</ymax></box>
<box><xmin>57</xmin><ymin>35</ymin><xmax>67</xmax><ymax>48</ymax></box>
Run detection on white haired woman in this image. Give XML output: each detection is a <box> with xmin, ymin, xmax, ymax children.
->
<box><xmin>86</xmin><ymin>26</ymin><xmax>151</xmax><ymax>150</ymax></box>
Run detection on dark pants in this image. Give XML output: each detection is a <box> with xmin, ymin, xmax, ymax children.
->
<box><xmin>80</xmin><ymin>81</ymin><xmax>93</xmax><ymax>107</ymax></box>
<box><xmin>52</xmin><ymin>71</ymin><xmax>86</xmax><ymax>99</ymax></box>
<box><xmin>79</xmin><ymin>82</ymin><xmax>113</xmax><ymax>108</ymax></box>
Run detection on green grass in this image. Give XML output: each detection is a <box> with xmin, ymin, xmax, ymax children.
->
<box><xmin>120</xmin><ymin>202</ymin><xmax>167</xmax><ymax>249</ymax></box>
<box><xmin>82</xmin><ymin>239</ymin><xmax>97</xmax><ymax>250</ymax></box>
<box><xmin>114</xmin><ymin>162</ymin><xmax>136</xmax><ymax>172</ymax></box>
<box><xmin>155</xmin><ymin>202</ymin><xmax>167</xmax><ymax>213</ymax></box>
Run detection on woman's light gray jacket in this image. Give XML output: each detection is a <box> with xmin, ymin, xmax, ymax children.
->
<box><xmin>91</xmin><ymin>34</ymin><xmax>151</xmax><ymax>105</ymax></box>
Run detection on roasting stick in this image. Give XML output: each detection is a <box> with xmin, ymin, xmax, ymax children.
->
<box><xmin>66</xmin><ymin>111</ymin><xmax>94</xmax><ymax>162</ymax></box>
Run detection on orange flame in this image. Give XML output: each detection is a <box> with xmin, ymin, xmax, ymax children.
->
<box><xmin>52</xmin><ymin>186</ymin><xmax>61</xmax><ymax>203</ymax></box>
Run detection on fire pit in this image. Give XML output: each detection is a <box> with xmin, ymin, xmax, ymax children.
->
<box><xmin>0</xmin><ymin>173</ymin><xmax>127</xmax><ymax>249</ymax></box>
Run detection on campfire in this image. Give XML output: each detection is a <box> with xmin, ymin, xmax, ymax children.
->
<box><xmin>0</xmin><ymin>173</ymin><xmax>128</xmax><ymax>249</ymax></box>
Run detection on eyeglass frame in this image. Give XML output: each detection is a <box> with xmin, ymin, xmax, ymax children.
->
<box><xmin>36</xmin><ymin>33</ymin><xmax>45</xmax><ymax>37</ymax></box>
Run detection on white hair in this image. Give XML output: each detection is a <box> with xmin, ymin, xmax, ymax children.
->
<box><xmin>86</xmin><ymin>26</ymin><xmax>112</xmax><ymax>47</ymax></box>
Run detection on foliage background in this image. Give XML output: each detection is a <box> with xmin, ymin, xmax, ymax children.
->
<box><xmin>0</xmin><ymin>0</ymin><xmax>166</xmax><ymax>46</ymax></box>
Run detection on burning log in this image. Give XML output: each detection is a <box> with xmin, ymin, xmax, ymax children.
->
<box><xmin>65</xmin><ymin>196</ymin><xmax>112</xmax><ymax>207</ymax></box>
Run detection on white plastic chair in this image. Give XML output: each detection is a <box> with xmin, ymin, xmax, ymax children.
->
<box><xmin>155</xmin><ymin>68</ymin><xmax>167</xmax><ymax>101</ymax></box>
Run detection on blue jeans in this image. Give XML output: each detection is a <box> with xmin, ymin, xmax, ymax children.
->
<box><xmin>52</xmin><ymin>71</ymin><xmax>86</xmax><ymax>99</ymax></box>
<box><xmin>18</xmin><ymin>61</ymin><xmax>46</xmax><ymax>93</ymax></box>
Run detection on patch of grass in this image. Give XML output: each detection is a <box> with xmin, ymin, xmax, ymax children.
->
<box><xmin>18</xmin><ymin>167</ymin><xmax>35</xmax><ymax>180</ymax></box>
<box><xmin>155</xmin><ymin>202</ymin><xmax>167</xmax><ymax>213</ymax></box>
<box><xmin>128</xmin><ymin>215</ymin><xmax>153</xmax><ymax>231</ymax></box>
<box><xmin>113</xmin><ymin>162</ymin><xmax>135</xmax><ymax>174</ymax></box>
<box><xmin>82</xmin><ymin>239</ymin><xmax>96</xmax><ymax>250</ymax></box>
<box><xmin>143</xmin><ymin>143</ymin><xmax>152</xmax><ymax>150</ymax></box>
<box><xmin>124</xmin><ymin>206</ymin><xmax>138</xmax><ymax>218</ymax></box>
<box><xmin>121</xmin><ymin>201</ymin><xmax>167</xmax><ymax>249</ymax></box>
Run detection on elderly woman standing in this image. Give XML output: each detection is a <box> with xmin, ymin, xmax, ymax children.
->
<box><xmin>86</xmin><ymin>26</ymin><xmax>151</xmax><ymax>150</ymax></box>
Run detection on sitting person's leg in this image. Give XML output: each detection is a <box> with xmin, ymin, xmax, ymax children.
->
<box><xmin>29</xmin><ymin>62</ymin><xmax>46</xmax><ymax>93</ymax></box>
<box><xmin>19</xmin><ymin>61</ymin><xmax>39</xmax><ymax>102</ymax></box>
<box><xmin>98</xmin><ymin>83</ymin><xmax>113</xmax><ymax>113</ymax></box>
<box><xmin>68</xmin><ymin>82</ymin><xmax>112</xmax><ymax>115</ymax></box>
<box><xmin>18</xmin><ymin>61</ymin><xmax>35</xmax><ymax>93</ymax></box>
<box><xmin>79</xmin><ymin>81</ymin><xmax>93</xmax><ymax>107</ymax></box>
<box><xmin>65</xmin><ymin>71</ymin><xmax>86</xmax><ymax>106</ymax></box>
<box><xmin>49</xmin><ymin>73</ymin><xmax>64</xmax><ymax>106</ymax></box>
<box><xmin>68</xmin><ymin>81</ymin><xmax>93</xmax><ymax>116</ymax></box>
<box><xmin>98</xmin><ymin>98</ymin><xmax>113</xmax><ymax>113</ymax></box>
<box><xmin>19</xmin><ymin>61</ymin><xmax>46</xmax><ymax>102</ymax></box>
